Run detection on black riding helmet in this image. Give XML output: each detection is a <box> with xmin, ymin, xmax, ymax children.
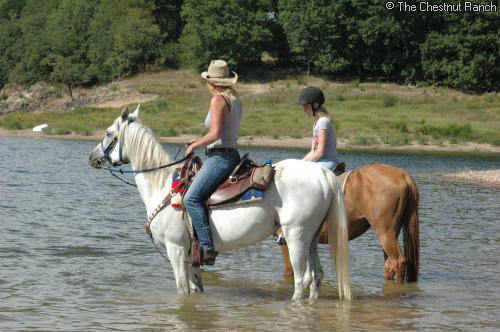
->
<box><xmin>296</xmin><ymin>86</ymin><xmax>325</xmax><ymax>114</ymax></box>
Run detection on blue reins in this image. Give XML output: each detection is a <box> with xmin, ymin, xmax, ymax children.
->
<box><xmin>102</xmin><ymin>146</ymin><xmax>190</xmax><ymax>187</ymax></box>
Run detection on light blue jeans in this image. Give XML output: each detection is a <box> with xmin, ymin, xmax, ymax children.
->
<box><xmin>316</xmin><ymin>158</ymin><xmax>338</xmax><ymax>171</ymax></box>
<box><xmin>183</xmin><ymin>149</ymin><xmax>240</xmax><ymax>252</ymax></box>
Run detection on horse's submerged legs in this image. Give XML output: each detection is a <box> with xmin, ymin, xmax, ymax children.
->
<box><xmin>166</xmin><ymin>243</ymin><xmax>191</xmax><ymax>294</ymax></box>
<box><xmin>379</xmin><ymin>231</ymin><xmax>406</xmax><ymax>284</ymax></box>
<box><xmin>189</xmin><ymin>266</ymin><xmax>203</xmax><ymax>293</ymax></box>
<box><xmin>308</xmin><ymin>233</ymin><xmax>324</xmax><ymax>300</ymax></box>
<box><xmin>285</xmin><ymin>235</ymin><xmax>312</xmax><ymax>300</ymax></box>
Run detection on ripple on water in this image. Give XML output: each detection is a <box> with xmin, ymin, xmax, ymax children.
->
<box><xmin>1</xmin><ymin>137</ymin><xmax>500</xmax><ymax>332</ymax></box>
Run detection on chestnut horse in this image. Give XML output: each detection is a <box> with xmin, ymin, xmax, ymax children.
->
<box><xmin>276</xmin><ymin>163</ymin><xmax>419</xmax><ymax>284</ymax></box>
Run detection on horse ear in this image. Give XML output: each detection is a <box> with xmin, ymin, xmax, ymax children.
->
<box><xmin>120</xmin><ymin>106</ymin><xmax>129</xmax><ymax>121</ymax></box>
<box><xmin>130</xmin><ymin>104</ymin><xmax>140</xmax><ymax>119</ymax></box>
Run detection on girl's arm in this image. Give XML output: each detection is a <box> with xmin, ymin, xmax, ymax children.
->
<box><xmin>186</xmin><ymin>95</ymin><xmax>228</xmax><ymax>155</ymax></box>
<box><xmin>303</xmin><ymin>129</ymin><xmax>328</xmax><ymax>161</ymax></box>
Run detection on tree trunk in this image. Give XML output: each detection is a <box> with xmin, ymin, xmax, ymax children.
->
<box><xmin>67</xmin><ymin>82</ymin><xmax>73</xmax><ymax>101</ymax></box>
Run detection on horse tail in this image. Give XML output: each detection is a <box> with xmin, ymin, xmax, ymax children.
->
<box><xmin>402</xmin><ymin>172</ymin><xmax>420</xmax><ymax>282</ymax></box>
<box><xmin>324</xmin><ymin>169</ymin><xmax>351</xmax><ymax>300</ymax></box>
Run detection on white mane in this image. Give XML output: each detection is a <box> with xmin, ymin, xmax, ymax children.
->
<box><xmin>119</xmin><ymin>120</ymin><xmax>173</xmax><ymax>191</ymax></box>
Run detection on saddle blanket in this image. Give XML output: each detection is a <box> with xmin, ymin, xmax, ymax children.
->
<box><xmin>170</xmin><ymin>171</ymin><xmax>264</xmax><ymax>209</ymax></box>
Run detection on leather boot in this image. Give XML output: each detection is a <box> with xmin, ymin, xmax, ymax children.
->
<box><xmin>200</xmin><ymin>249</ymin><xmax>218</xmax><ymax>266</ymax></box>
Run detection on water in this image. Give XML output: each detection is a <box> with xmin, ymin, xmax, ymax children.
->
<box><xmin>1</xmin><ymin>136</ymin><xmax>499</xmax><ymax>332</ymax></box>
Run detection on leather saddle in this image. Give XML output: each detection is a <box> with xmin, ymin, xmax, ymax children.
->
<box><xmin>179</xmin><ymin>153</ymin><xmax>275</xmax><ymax>207</ymax></box>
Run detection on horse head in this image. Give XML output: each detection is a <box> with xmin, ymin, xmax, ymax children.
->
<box><xmin>89</xmin><ymin>104</ymin><xmax>140</xmax><ymax>168</ymax></box>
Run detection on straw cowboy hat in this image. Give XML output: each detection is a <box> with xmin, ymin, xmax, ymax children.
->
<box><xmin>201</xmin><ymin>60</ymin><xmax>238</xmax><ymax>86</ymax></box>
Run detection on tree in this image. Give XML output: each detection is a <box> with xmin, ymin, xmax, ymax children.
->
<box><xmin>89</xmin><ymin>0</ymin><xmax>161</xmax><ymax>82</ymax></box>
<box><xmin>7</xmin><ymin>0</ymin><xmax>58</xmax><ymax>85</ymax></box>
<box><xmin>0</xmin><ymin>1</ymin><xmax>25</xmax><ymax>88</ymax></box>
<box><xmin>420</xmin><ymin>11</ymin><xmax>500</xmax><ymax>92</ymax></box>
<box><xmin>179</xmin><ymin>0</ymin><xmax>274</xmax><ymax>71</ymax></box>
<box><xmin>44</xmin><ymin>0</ymin><xmax>97</xmax><ymax>99</ymax></box>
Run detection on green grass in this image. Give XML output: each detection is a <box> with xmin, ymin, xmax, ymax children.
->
<box><xmin>1</xmin><ymin>69</ymin><xmax>499</xmax><ymax>147</ymax></box>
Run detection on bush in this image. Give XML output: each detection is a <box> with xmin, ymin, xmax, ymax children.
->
<box><xmin>382</xmin><ymin>134</ymin><xmax>410</xmax><ymax>146</ymax></box>
<box><xmin>417</xmin><ymin>123</ymin><xmax>473</xmax><ymax>140</ymax></box>
<box><xmin>383</xmin><ymin>94</ymin><xmax>398</xmax><ymax>107</ymax></box>
<box><xmin>154</xmin><ymin>97</ymin><xmax>167</xmax><ymax>108</ymax></box>
<box><xmin>333</xmin><ymin>91</ymin><xmax>345</xmax><ymax>102</ymax></box>
<box><xmin>352</xmin><ymin>135</ymin><xmax>378</xmax><ymax>145</ymax></box>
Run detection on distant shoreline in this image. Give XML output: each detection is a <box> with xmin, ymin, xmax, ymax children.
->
<box><xmin>1</xmin><ymin>128</ymin><xmax>499</xmax><ymax>157</ymax></box>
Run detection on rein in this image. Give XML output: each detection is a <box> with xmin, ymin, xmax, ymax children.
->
<box><xmin>101</xmin><ymin>147</ymin><xmax>189</xmax><ymax>187</ymax></box>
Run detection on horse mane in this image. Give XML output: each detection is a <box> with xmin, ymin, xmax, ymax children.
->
<box><xmin>119</xmin><ymin>120</ymin><xmax>172</xmax><ymax>191</ymax></box>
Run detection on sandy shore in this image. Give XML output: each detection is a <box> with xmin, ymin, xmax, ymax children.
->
<box><xmin>1</xmin><ymin>128</ymin><xmax>499</xmax><ymax>156</ymax></box>
<box><xmin>447</xmin><ymin>170</ymin><xmax>500</xmax><ymax>185</ymax></box>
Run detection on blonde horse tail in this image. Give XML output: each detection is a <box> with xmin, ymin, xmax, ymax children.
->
<box><xmin>403</xmin><ymin>172</ymin><xmax>420</xmax><ymax>282</ymax></box>
<box><xmin>324</xmin><ymin>169</ymin><xmax>351</xmax><ymax>300</ymax></box>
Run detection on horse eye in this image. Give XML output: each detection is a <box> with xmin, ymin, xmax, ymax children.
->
<box><xmin>106</xmin><ymin>131</ymin><xmax>112</xmax><ymax>138</ymax></box>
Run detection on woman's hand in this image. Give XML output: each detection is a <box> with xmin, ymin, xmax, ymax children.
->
<box><xmin>185</xmin><ymin>139</ymin><xmax>197</xmax><ymax>156</ymax></box>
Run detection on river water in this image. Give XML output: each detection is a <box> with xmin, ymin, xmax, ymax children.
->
<box><xmin>1</xmin><ymin>136</ymin><xmax>499</xmax><ymax>332</ymax></box>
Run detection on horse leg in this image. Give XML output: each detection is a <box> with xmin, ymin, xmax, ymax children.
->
<box><xmin>379</xmin><ymin>232</ymin><xmax>406</xmax><ymax>284</ymax></box>
<box><xmin>286</xmin><ymin>238</ymin><xmax>311</xmax><ymax>300</ymax></box>
<box><xmin>280</xmin><ymin>244</ymin><xmax>294</xmax><ymax>277</ymax></box>
<box><xmin>308</xmin><ymin>236</ymin><xmax>324</xmax><ymax>300</ymax></box>
<box><xmin>189</xmin><ymin>265</ymin><xmax>204</xmax><ymax>293</ymax></box>
<box><xmin>166</xmin><ymin>243</ymin><xmax>190</xmax><ymax>295</ymax></box>
<box><xmin>383</xmin><ymin>251</ymin><xmax>395</xmax><ymax>281</ymax></box>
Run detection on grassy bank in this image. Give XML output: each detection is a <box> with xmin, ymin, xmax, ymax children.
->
<box><xmin>1</xmin><ymin>69</ymin><xmax>499</xmax><ymax>147</ymax></box>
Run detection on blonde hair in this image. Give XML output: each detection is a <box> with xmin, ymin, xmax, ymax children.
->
<box><xmin>207</xmin><ymin>83</ymin><xmax>239</xmax><ymax>98</ymax></box>
<box><xmin>315</xmin><ymin>106</ymin><xmax>329</xmax><ymax>116</ymax></box>
<box><xmin>315</xmin><ymin>106</ymin><xmax>336</xmax><ymax>126</ymax></box>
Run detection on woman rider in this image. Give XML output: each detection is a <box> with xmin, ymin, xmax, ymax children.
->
<box><xmin>183</xmin><ymin>60</ymin><xmax>242</xmax><ymax>266</ymax></box>
<box><xmin>298</xmin><ymin>86</ymin><xmax>339</xmax><ymax>170</ymax></box>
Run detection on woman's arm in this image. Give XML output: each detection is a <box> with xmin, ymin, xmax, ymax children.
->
<box><xmin>186</xmin><ymin>95</ymin><xmax>228</xmax><ymax>155</ymax></box>
<box><xmin>303</xmin><ymin>129</ymin><xmax>328</xmax><ymax>161</ymax></box>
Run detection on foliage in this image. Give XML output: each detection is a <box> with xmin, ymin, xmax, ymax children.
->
<box><xmin>179</xmin><ymin>0</ymin><xmax>274</xmax><ymax>70</ymax></box>
<box><xmin>44</xmin><ymin>0</ymin><xmax>97</xmax><ymax>99</ymax></box>
<box><xmin>88</xmin><ymin>0</ymin><xmax>162</xmax><ymax>82</ymax></box>
<box><xmin>0</xmin><ymin>0</ymin><xmax>499</xmax><ymax>92</ymax></box>
<box><xmin>420</xmin><ymin>11</ymin><xmax>500</xmax><ymax>92</ymax></box>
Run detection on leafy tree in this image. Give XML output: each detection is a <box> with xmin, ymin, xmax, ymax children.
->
<box><xmin>152</xmin><ymin>0</ymin><xmax>183</xmax><ymax>43</ymax></box>
<box><xmin>89</xmin><ymin>0</ymin><xmax>161</xmax><ymax>81</ymax></box>
<box><xmin>0</xmin><ymin>1</ymin><xmax>25</xmax><ymax>88</ymax></box>
<box><xmin>7</xmin><ymin>0</ymin><xmax>58</xmax><ymax>85</ymax></box>
<box><xmin>278</xmin><ymin>0</ymin><xmax>365</xmax><ymax>76</ymax></box>
<box><xmin>179</xmin><ymin>0</ymin><xmax>273</xmax><ymax>71</ymax></box>
<box><xmin>356</xmin><ymin>0</ymin><xmax>439</xmax><ymax>82</ymax></box>
<box><xmin>44</xmin><ymin>0</ymin><xmax>97</xmax><ymax>99</ymax></box>
<box><xmin>421</xmin><ymin>11</ymin><xmax>500</xmax><ymax>92</ymax></box>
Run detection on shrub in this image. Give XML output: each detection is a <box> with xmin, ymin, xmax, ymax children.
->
<box><xmin>352</xmin><ymin>135</ymin><xmax>378</xmax><ymax>145</ymax></box>
<box><xmin>383</xmin><ymin>94</ymin><xmax>398</xmax><ymax>107</ymax></box>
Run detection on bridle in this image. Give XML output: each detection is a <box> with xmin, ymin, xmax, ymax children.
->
<box><xmin>100</xmin><ymin>136</ymin><xmax>122</xmax><ymax>166</ymax></box>
<box><xmin>96</xmin><ymin>122</ymin><xmax>192</xmax><ymax>185</ymax></box>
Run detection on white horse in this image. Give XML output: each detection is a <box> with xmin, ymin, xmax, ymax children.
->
<box><xmin>88</xmin><ymin>105</ymin><xmax>351</xmax><ymax>300</ymax></box>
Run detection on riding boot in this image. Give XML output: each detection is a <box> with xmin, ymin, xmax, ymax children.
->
<box><xmin>200</xmin><ymin>248</ymin><xmax>218</xmax><ymax>266</ymax></box>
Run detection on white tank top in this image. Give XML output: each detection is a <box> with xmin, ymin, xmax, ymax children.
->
<box><xmin>204</xmin><ymin>93</ymin><xmax>242</xmax><ymax>149</ymax></box>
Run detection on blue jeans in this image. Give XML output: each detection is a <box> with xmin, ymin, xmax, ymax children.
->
<box><xmin>316</xmin><ymin>158</ymin><xmax>338</xmax><ymax>171</ymax></box>
<box><xmin>183</xmin><ymin>149</ymin><xmax>241</xmax><ymax>252</ymax></box>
